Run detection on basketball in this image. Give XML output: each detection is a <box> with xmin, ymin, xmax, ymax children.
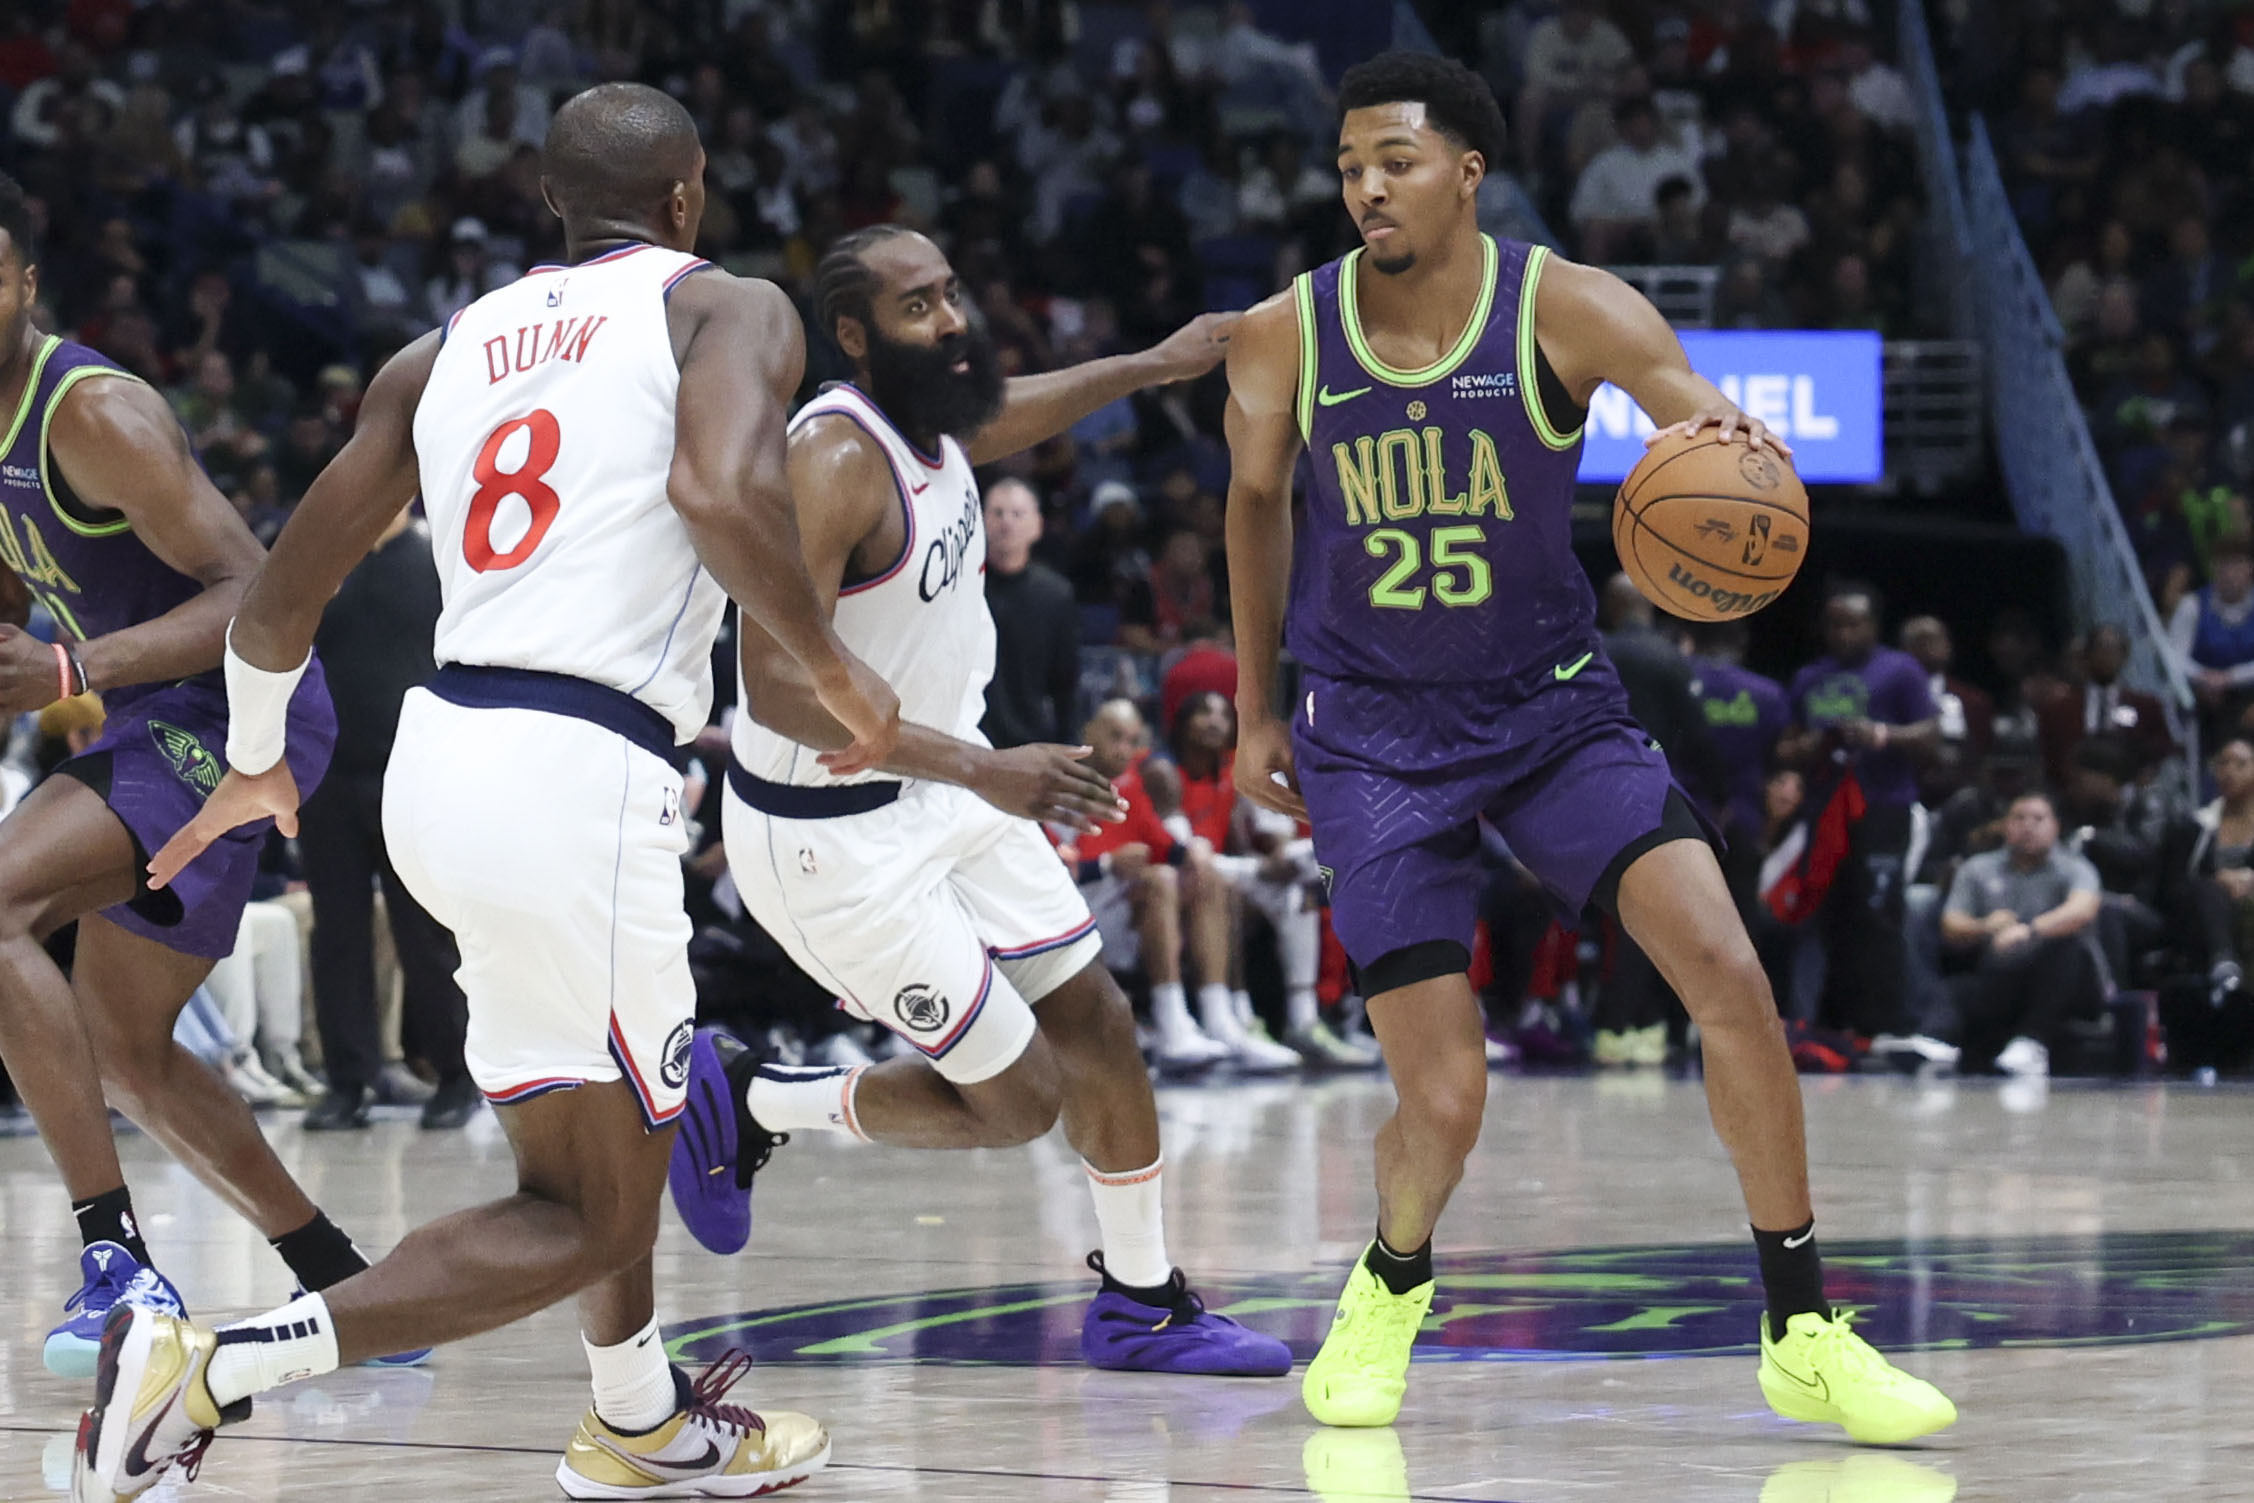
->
<box><xmin>1611</xmin><ymin>430</ymin><xmax>1810</xmax><ymax>622</ymax></box>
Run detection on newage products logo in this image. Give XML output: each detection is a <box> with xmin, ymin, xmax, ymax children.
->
<box><xmin>1576</xmin><ymin>330</ymin><xmax>1883</xmax><ymax>484</ymax></box>
<box><xmin>1451</xmin><ymin>371</ymin><xmax>1517</xmax><ymax>399</ymax></box>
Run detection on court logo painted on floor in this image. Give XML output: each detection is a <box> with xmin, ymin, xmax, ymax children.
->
<box><xmin>665</xmin><ymin>1231</ymin><xmax>2254</xmax><ymax>1367</ymax></box>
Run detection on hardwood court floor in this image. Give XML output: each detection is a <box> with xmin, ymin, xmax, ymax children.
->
<box><xmin>2</xmin><ymin>1071</ymin><xmax>2250</xmax><ymax>1501</ymax></box>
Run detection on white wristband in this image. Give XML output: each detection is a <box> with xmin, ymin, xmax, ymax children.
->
<box><xmin>223</xmin><ymin>622</ymin><xmax>311</xmax><ymax>776</ymax></box>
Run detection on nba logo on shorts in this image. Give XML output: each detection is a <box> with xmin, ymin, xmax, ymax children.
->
<box><xmin>660</xmin><ymin>1021</ymin><xmax>695</xmax><ymax>1090</ymax></box>
<box><xmin>660</xmin><ymin>788</ymin><xmax>680</xmax><ymax>826</ymax></box>
<box><xmin>893</xmin><ymin>983</ymin><xmax>951</xmax><ymax>1035</ymax></box>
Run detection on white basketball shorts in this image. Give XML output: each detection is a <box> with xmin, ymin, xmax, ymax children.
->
<box><xmin>724</xmin><ymin>770</ymin><xmax>1102</xmax><ymax>1085</ymax></box>
<box><xmin>383</xmin><ymin>685</ymin><xmax>694</xmax><ymax>1129</ymax></box>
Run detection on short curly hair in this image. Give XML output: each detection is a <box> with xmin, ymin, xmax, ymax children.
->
<box><xmin>1336</xmin><ymin>51</ymin><xmax>1507</xmax><ymax>165</ymax></box>
<box><xmin>0</xmin><ymin>171</ymin><xmax>36</xmax><ymax>268</ymax></box>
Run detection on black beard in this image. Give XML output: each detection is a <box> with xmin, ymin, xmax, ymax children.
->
<box><xmin>1371</xmin><ymin>249</ymin><xmax>1417</xmax><ymax>275</ymax></box>
<box><xmin>861</xmin><ymin>322</ymin><xmax>1005</xmax><ymax>447</ymax></box>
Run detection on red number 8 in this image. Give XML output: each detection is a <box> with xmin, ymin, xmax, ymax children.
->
<box><xmin>464</xmin><ymin>409</ymin><xmax>562</xmax><ymax>572</ymax></box>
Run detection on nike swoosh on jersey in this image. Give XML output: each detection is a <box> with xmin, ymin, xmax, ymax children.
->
<box><xmin>1554</xmin><ymin>651</ymin><xmax>1595</xmax><ymax>681</ymax></box>
<box><xmin>1316</xmin><ymin>384</ymin><xmax>1372</xmax><ymax>406</ymax></box>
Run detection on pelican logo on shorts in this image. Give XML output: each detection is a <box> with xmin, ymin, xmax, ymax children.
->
<box><xmin>660</xmin><ymin>1021</ymin><xmax>695</xmax><ymax>1090</ymax></box>
<box><xmin>1737</xmin><ymin>449</ymin><xmax>1783</xmax><ymax>490</ymax></box>
<box><xmin>1316</xmin><ymin>864</ymin><xmax>1335</xmax><ymax>898</ymax></box>
<box><xmin>893</xmin><ymin>983</ymin><xmax>951</xmax><ymax>1035</ymax></box>
<box><xmin>149</xmin><ymin>721</ymin><xmax>224</xmax><ymax>797</ymax></box>
<box><xmin>1740</xmin><ymin>513</ymin><xmax>1772</xmax><ymax>567</ymax></box>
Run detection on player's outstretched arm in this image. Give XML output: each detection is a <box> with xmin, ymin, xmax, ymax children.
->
<box><xmin>736</xmin><ymin>416</ymin><xmax>1122</xmax><ymax>831</ymax></box>
<box><xmin>1220</xmin><ymin>289</ymin><xmax>1306</xmax><ymax>821</ymax></box>
<box><xmin>1535</xmin><ymin>256</ymin><xmax>1793</xmax><ymax>456</ymax></box>
<box><xmin>668</xmin><ymin>272</ymin><xmax>899</xmax><ymax>770</ymax></box>
<box><xmin>31</xmin><ymin>376</ymin><xmax>269</xmax><ymax>695</ymax></box>
<box><xmin>963</xmin><ymin>311</ymin><xmax>1241</xmax><ymax>465</ymax></box>
<box><xmin>149</xmin><ymin>333</ymin><xmax>439</xmax><ymax>887</ymax></box>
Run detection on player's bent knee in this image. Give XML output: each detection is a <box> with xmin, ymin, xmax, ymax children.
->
<box><xmin>968</xmin><ymin>1038</ymin><xmax>1064</xmax><ymax>1145</ymax></box>
<box><xmin>1676</xmin><ymin>942</ymin><xmax>1775</xmax><ymax>1028</ymax></box>
<box><xmin>1399</xmin><ymin>1068</ymin><xmax>1487</xmax><ymax>1159</ymax></box>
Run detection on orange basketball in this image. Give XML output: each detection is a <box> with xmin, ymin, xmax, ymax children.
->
<box><xmin>1611</xmin><ymin>430</ymin><xmax>1810</xmax><ymax>622</ymax></box>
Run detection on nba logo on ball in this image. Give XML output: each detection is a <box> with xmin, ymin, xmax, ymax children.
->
<box><xmin>660</xmin><ymin>1021</ymin><xmax>695</xmax><ymax>1090</ymax></box>
<box><xmin>894</xmin><ymin>983</ymin><xmax>951</xmax><ymax>1034</ymax></box>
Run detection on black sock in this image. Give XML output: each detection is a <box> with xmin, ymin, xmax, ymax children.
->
<box><xmin>1363</xmin><ymin>1229</ymin><xmax>1433</xmax><ymax>1296</ymax></box>
<box><xmin>271</xmin><ymin>1211</ymin><xmax>369</xmax><ymax>1293</ymax></box>
<box><xmin>1094</xmin><ymin>1255</ymin><xmax>1181</xmax><ymax>1309</ymax></box>
<box><xmin>73</xmin><ymin>1187</ymin><xmax>152</xmax><ymax>1266</ymax></box>
<box><xmin>1752</xmin><ymin>1219</ymin><xmax>1830</xmax><ymax>1342</ymax></box>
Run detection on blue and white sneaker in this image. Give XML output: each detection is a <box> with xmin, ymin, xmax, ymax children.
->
<box><xmin>44</xmin><ymin>1241</ymin><xmax>186</xmax><ymax>1379</ymax></box>
<box><xmin>1080</xmin><ymin>1252</ymin><xmax>1294</xmax><ymax>1376</ymax></box>
<box><xmin>290</xmin><ymin>1284</ymin><xmax>432</xmax><ymax>1368</ymax></box>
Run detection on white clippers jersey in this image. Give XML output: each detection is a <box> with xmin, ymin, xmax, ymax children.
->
<box><xmin>414</xmin><ymin>242</ymin><xmax>722</xmax><ymax>743</ymax></box>
<box><xmin>733</xmin><ymin>382</ymin><xmax>994</xmax><ymax>786</ymax></box>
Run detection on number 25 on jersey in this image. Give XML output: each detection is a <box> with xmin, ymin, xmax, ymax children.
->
<box><xmin>464</xmin><ymin>409</ymin><xmax>563</xmax><ymax>572</ymax></box>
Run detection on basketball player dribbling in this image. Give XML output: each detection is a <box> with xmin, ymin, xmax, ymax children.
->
<box><xmin>1222</xmin><ymin>53</ymin><xmax>1957</xmax><ymax>1439</ymax></box>
<box><xmin>77</xmin><ymin>84</ymin><xmax>898</xmax><ymax>1501</ymax></box>
<box><xmin>0</xmin><ymin>171</ymin><xmax>417</xmax><ymax>1381</ymax></box>
<box><xmin>666</xmin><ymin>225</ymin><xmax>1291</xmax><ymax>1377</ymax></box>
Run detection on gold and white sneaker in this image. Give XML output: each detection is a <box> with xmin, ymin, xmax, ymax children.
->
<box><xmin>73</xmin><ymin>1305</ymin><xmax>241</xmax><ymax>1502</ymax></box>
<box><xmin>557</xmin><ymin>1353</ymin><xmax>831</xmax><ymax>1499</ymax></box>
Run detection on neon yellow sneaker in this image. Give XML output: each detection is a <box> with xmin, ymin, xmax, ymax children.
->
<box><xmin>1301</xmin><ymin>1255</ymin><xmax>1432</xmax><ymax>1428</ymax></box>
<box><xmin>1760</xmin><ymin>1454</ymin><xmax>1959</xmax><ymax>1503</ymax></box>
<box><xmin>557</xmin><ymin>1352</ymin><xmax>830</xmax><ymax>1499</ymax></box>
<box><xmin>1303</xmin><ymin>1428</ymin><xmax>1411</xmax><ymax>1502</ymax></box>
<box><xmin>1758</xmin><ymin>1311</ymin><xmax>1957</xmax><ymax>1445</ymax></box>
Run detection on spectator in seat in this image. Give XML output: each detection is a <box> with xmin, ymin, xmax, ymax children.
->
<box><xmin>1121</xmin><ymin>528</ymin><xmax>1216</xmax><ymax>655</ymax></box>
<box><xmin>1900</xmin><ymin>614</ymin><xmax>1994</xmax><ymax>805</ymax></box>
<box><xmin>2171</xmin><ymin>735</ymin><xmax>2254</xmax><ymax>1006</ymax></box>
<box><xmin>1940</xmin><ymin>791</ymin><xmax>2108</xmax><ymax>1078</ymax></box>
<box><xmin>299</xmin><ymin>509</ymin><xmax>473</xmax><ymax>1131</ymax></box>
<box><xmin>2060</xmin><ymin>733</ymin><xmax>2170</xmax><ymax>990</ymax></box>
<box><xmin>980</xmin><ymin>478</ymin><xmax>1081</xmax><ymax>750</ymax></box>
<box><xmin>1071</xmin><ymin>699</ymin><xmax>1230</xmax><ymax>1070</ymax></box>
<box><xmin>1160</xmin><ymin>620</ymin><xmax>1236</xmax><ymax>736</ymax></box>
<box><xmin>2171</xmin><ymin>530</ymin><xmax>2254</xmax><ymax>744</ymax></box>
<box><xmin>1650</xmin><ymin>176</ymin><xmax>1719</xmax><ymax>265</ymax></box>
<box><xmin>2038</xmin><ymin>622</ymin><xmax>2176</xmax><ymax>786</ymax></box>
<box><xmin>1570</xmin><ymin>95</ymin><xmax>1703</xmax><ymax>264</ymax></box>
<box><xmin>1784</xmin><ymin>581</ymin><xmax>1940</xmax><ymax>1038</ymax></box>
<box><xmin>1517</xmin><ymin>0</ymin><xmax>1635</xmax><ymax>177</ymax></box>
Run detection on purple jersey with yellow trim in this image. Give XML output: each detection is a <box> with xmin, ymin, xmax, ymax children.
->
<box><xmin>0</xmin><ymin>336</ymin><xmax>210</xmax><ymax>704</ymax></box>
<box><xmin>1287</xmin><ymin>236</ymin><xmax>1594</xmax><ymax>689</ymax></box>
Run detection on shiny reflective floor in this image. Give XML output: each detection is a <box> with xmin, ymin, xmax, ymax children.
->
<box><xmin>3</xmin><ymin>1072</ymin><xmax>2252</xmax><ymax>1501</ymax></box>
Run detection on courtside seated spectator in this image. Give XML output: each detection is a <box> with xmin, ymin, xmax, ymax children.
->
<box><xmin>1941</xmin><ymin>791</ymin><xmax>2107</xmax><ymax>1079</ymax></box>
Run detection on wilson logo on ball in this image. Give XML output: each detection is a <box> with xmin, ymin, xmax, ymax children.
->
<box><xmin>1665</xmin><ymin>562</ymin><xmax>1780</xmax><ymax>616</ymax></box>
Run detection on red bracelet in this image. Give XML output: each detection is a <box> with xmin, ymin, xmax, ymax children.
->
<box><xmin>51</xmin><ymin>641</ymin><xmax>72</xmax><ymax>703</ymax></box>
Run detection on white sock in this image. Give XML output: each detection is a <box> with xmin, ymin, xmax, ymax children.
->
<box><xmin>206</xmin><ymin>1292</ymin><xmax>340</xmax><ymax>1406</ymax></box>
<box><xmin>1196</xmin><ymin>983</ymin><xmax>1237</xmax><ymax>1032</ymax></box>
<box><xmin>747</xmin><ymin>1063</ymin><xmax>869</xmax><ymax>1139</ymax></box>
<box><xmin>1285</xmin><ymin>985</ymin><xmax>1320</xmax><ymax>1033</ymax></box>
<box><xmin>1232</xmin><ymin>988</ymin><xmax>1256</xmax><ymax>1027</ymax></box>
<box><xmin>1150</xmin><ymin>981</ymin><xmax>1193</xmax><ymax>1029</ymax></box>
<box><xmin>1086</xmin><ymin>1158</ymin><xmax>1171</xmax><ymax>1289</ymax></box>
<box><xmin>585</xmin><ymin>1318</ymin><xmax>679</xmax><ymax>1433</ymax></box>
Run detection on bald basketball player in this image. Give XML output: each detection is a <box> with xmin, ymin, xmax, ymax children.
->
<box><xmin>77</xmin><ymin>83</ymin><xmax>894</xmax><ymax>1502</ymax></box>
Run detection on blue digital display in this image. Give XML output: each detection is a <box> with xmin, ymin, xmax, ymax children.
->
<box><xmin>1575</xmin><ymin>330</ymin><xmax>1885</xmax><ymax>484</ymax></box>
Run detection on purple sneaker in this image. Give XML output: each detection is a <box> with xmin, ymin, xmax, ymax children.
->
<box><xmin>667</xmin><ymin>1028</ymin><xmax>790</xmax><ymax>1255</ymax></box>
<box><xmin>1079</xmin><ymin>1252</ymin><xmax>1293</xmax><ymax>1376</ymax></box>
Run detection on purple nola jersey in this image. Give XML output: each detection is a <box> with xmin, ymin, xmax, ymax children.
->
<box><xmin>1287</xmin><ymin>236</ymin><xmax>1595</xmax><ymax>692</ymax></box>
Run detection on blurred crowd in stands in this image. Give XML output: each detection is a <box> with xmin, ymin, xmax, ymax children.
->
<box><xmin>0</xmin><ymin>0</ymin><xmax>2246</xmax><ymax>1133</ymax></box>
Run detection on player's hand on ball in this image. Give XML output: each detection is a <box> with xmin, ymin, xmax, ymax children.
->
<box><xmin>1647</xmin><ymin>405</ymin><xmax>1793</xmax><ymax>458</ymax></box>
<box><xmin>973</xmin><ymin>744</ymin><xmax>1127</xmax><ymax>833</ymax></box>
<box><xmin>814</xmin><ymin>653</ymin><xmax>903</xmax><ymax>776</ymax></box>
<box><xmin>1234</xmin><ymin>713</ymin><xmax>1307</xmax><ymax>822</ymax></box>
<box><xmin>1150</xmin><ymin>312</ymin><xmax>1242</xmax><ymax>383</ymax></box>
<box><xmin>148</xmin><ymin>763</ymin><xmax>303</xmax><ymax>889</ymax></box>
